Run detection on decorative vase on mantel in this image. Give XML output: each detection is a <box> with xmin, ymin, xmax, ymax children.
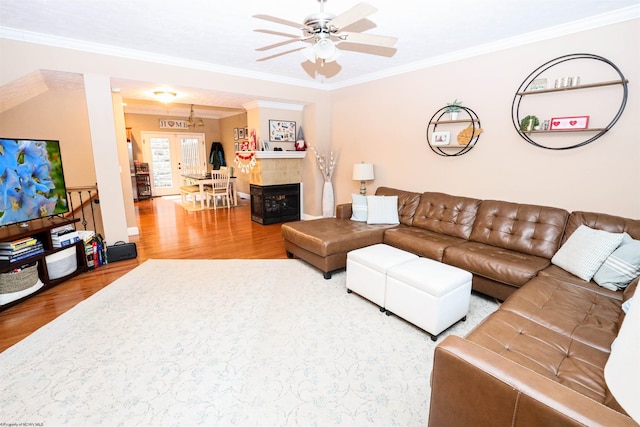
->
<box><xmin>322</xmin><ymin>181</ymin><xmax>334</xmax><ymax>217</ymax></box>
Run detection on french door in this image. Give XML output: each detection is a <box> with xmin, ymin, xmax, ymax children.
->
<box><xmin>141</xmin><ymin>132</ymin><xmax>207</xmax><ymax>196</ymax></box>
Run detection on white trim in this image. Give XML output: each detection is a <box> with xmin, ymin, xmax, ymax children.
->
<box><xmin>243</xmin><ymin>100</ymin><xmax>306</xmax><ymax>111</ymax></box>
<box><xmin>0</xmin><ymin>26</ymin><xmax>327</xmax><ymax>90</ymax></box>
<box><xmin>1</xmin><ymin>6</ymin><xmax>638</xmax><ymax>91</ymax></box>
<box><xmin>329</xmin><ymin>6</ymin><xmax>640</xmax><ymax>89</ymax></box>
<box><xmin>255</xmin><ymin>151</ymin><xmax>306</xmax><ymax>159</ymax></box>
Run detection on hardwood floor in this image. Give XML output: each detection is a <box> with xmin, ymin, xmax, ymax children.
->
<box><xmin>0</xmin><ymin>196</ymin><xmax>288</xmax><ymax>352</ymax></box>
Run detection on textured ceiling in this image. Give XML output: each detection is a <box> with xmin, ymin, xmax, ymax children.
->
<box><xmin>1</xmin><ymin>0</ymin><xmax>638</xmax><ymax>114</ymax></box>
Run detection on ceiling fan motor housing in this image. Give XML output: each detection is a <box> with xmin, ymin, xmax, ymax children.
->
<box><xmin>304</xmin><ymin>12</ymin><xmax>337</xmax><ymax>39</ymax></box>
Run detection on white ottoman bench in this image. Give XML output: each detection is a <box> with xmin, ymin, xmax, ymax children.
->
<box><xmin>385</xmin><ymin>258</ymin><xmax>472</xmax><ymax>341</ymax></box>
<box><xmin>346</xmin><ymin>244</ymin><xmax>418</xmax><ymax>311</ymax></box>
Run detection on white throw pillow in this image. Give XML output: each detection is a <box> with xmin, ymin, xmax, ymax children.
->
<box><xmin>551</xmin><ymin>225</ymin><xmax>624</xmax><ymax>281</ymax></box>
<box><xmin>366</xmin><ymin>195</ymin><xmax>399</xmax><ymax>225</ymax></box>
<box><xmin>350</xmin><ymin>193</ymin><xmax>368</xmax><ymax>222</ymax></box>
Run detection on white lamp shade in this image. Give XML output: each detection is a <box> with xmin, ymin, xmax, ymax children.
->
<box><xmin>315</xmin><ymin>38</ymin><xmax>336</xmax><ymax>59</ymax></box>
<box><xmin>353</xmin><ymin>163</ymin><xmax>374</xmax><ymax>181</ymax></box>
<box><xmin>303</xmin><ymin>46</ymin><xmax>317</xmax><ymax>63</ymax></box>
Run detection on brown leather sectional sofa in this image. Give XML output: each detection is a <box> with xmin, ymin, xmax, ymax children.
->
<box><xmin>281</xmin><ymin>187</ymin><xmax>639</xmax><ymax>426</ymax></box>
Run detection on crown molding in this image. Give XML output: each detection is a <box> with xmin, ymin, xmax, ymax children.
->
<box><xmin>1</xmin><ymin>5</ymin><xmax>637</xmax><ymax>92</ymax></box>
<box><xmin>243</xmin><ymin>100</ymin><xmax>305</xmax><ymax>111</ymax></box>
<box><xmin>0</xmin><ymin>26</ymin><xmax>328</xmax><ymax>91</ymax></box>
<box><xmin>328</xmin><ymin>5</ymin><xmax>640</xmax><ymax>90</ymax></box>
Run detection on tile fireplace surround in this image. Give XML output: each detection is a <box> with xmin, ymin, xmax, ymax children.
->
<box><xmin>248</xmin><ymin>151</ymin><xmax>306</xmax><ymax>224</ymax></box>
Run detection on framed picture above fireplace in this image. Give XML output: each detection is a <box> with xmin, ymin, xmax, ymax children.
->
<box><xmin>269</xmin><ymin>120</ymin><xmax>296</xmax><ymax>142</ymax></box>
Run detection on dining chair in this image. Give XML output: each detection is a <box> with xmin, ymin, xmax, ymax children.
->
<box><xmin>206</xmin><ymin>169</ymin><xmax>231</xmax><ymax>209</ymax></box>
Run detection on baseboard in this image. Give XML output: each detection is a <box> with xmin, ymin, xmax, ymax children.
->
<box><xmin>127</xmin><ymin>226</ymin><xmax>140</xmax><ymax>236</ymax></box>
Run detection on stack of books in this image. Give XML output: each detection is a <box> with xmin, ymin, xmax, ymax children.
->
<box><xmin>0</xmin><ymin>237</ymin><xmax>44</xmax><ymax>263</ymax></box>
<box><xmin>50</xmin><ymin>225</ymin><xmax>80</xmax><ymax>248</ymax></box>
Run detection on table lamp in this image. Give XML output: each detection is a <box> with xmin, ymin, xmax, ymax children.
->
<box><xmin>353</xmin><ymin>163</ymin><xmax>375</xmax><ymax>195</ymax></box>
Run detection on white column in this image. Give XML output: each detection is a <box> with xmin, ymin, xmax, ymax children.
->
<box><xmin>83</xmin><ymin>74</ymin><xmax>129</xmax><ymax>244</ymax></box>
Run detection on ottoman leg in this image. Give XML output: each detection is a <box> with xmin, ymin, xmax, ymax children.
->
<box><xmin>323</xmin><ymin>271</ymin><xmax>332</xmax><ymax>280</ymax></box>
<box><xmin>462</xmin><ymin>315</ymin><xmax>467</xmax><ymax>322</ymax></box>
<box><xmin>347</xmin><ymin>289</ymin><xmax>352</xmax><ymax>293</ymax></box>
<box><xmin>379</xmin><ymin>306</ymin><xmax>385</xmax><ymax>313</ymax></box>
<box><xmin>385</xmin><ymin>310</ymin><xmax>393</xmax><ymax>316</ymax></box>
<box><xmin>429</xmin><ymin>333</ymin><xmax>438</xmax><ymax>342</ymax></box>
<box><xmin>286</xmin><ymin>251</ymin><xmax>294</xmax><ymax>259</ymax></box>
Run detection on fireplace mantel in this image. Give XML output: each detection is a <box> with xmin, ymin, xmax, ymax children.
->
<box><xmin>255</xmin><ymin>151</ymin><xmax>307</xmax><ymax>159</ymax></box>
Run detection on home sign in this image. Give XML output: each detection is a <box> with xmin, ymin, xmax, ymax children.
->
<box><xmin>159</xmin><ymin>120</ymin><xmax>189</xmax><ymax>129</ymax></box>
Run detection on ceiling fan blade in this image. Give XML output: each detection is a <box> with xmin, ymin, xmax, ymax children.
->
<box><xmin>254</xmin><ymin>29</ymin><xmax>300</xmax><ymax>39</ymax></box>
<box><xmin>257</xmin><ymin>47</ymin><xmax>306</xmax><ymax>62</ymax></box>
<box><xmin>256</xmin><ymin>38</ymin><xmax>301</xmax><ymax>52</ymax></box>
<box><xmin>338</xmin><ymin>32</ymin><xmax>398</xmax><ymax>48</ymax></box>
<box><xmin>329</xmin><ymin>3</ymin><xmax>377</xmax><ymax>30</ymax></box>
<box><xmin>253</xmin><ymin>14</ymin><xmax>304</xmax><ymax>30</ymax></box>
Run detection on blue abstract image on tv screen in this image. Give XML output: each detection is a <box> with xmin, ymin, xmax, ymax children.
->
<box><xmin>0</xmin><ymin>138</ymin><xmax>69</xmax><ymax>227</ymax></box>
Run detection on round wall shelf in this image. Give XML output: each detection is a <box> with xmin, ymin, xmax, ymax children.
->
<box><xmin>426</xmin><ymin>106</ymin><xmax>482</xmax><ymax>156</ymax></box>
<box><xmin>511</xmin><ymin>53</ymin><xmax>628</xmax><ymax>150</ymax></box>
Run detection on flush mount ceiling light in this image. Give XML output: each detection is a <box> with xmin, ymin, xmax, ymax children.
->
<box><xmin>186</xmin><ymin>104</ymin><xmax>204</xmax><ymax>127</ymax></box>
<box><xmin>153</xmin><ymin>90</ymin><xmax>177</xmax><ymax>104</ymax></box>
<box><xmin>254</xmin><ymin>0</ymin><xmax>397</xmax><ymax>66</ymax></box>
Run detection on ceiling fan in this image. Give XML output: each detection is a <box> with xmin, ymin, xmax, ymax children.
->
<box><xmin>254</xmin><ymin>0</ymin><xmax>398</xmax><ymax>65</ymax></box>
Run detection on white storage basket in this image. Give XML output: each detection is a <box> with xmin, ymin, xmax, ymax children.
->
<box><xmin>46</xmin><ymin>246</ymin><xmax>78</xmax><ymax>280</ymax></box>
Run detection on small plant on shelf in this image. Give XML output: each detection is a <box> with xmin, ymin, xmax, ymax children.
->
<box><xmin>445</xmin><ymin>99</ymin><xmax>463</xmax><ymax>119</ymax></box>
<box><xmin>445</xmin><ymin>99</ymin><xmax>463</xmax><ymax>113</ymax></box>
<box><xmin>519</xmin><ymin>115</ymin><xmax>540</xmax><ymax>132</ymax></box>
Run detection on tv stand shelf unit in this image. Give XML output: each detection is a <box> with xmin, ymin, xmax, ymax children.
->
<box><xmin>0</xmin><ymin>217</ymin><xmax>87</xmax><ymax>311</ymax></box>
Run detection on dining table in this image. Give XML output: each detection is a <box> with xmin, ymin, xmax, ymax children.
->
<box><xmin>181</xmin><ymin>173</ymin><xmax>238</xmax><ymax>209</ymax></box>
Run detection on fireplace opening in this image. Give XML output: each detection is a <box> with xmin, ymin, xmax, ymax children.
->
<box><xmin>250</xmin><ymin>183</ymin><xmax>300</xmax><ymax>225</ymax></box>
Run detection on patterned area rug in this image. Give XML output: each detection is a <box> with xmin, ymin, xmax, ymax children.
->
<box><xmin>0</xmin><ymin>259</ymin><xmax>498</xmax><ymax>426</ymax></box>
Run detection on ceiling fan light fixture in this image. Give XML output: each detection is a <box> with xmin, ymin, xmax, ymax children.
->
<box><xmin>153</xmin><ymin>90</ymin><xmax>177</xmax><ymax>104</ymax></box>
<box><xmin>303</xmin><ymin>45</ymin><xmax>318</xmax><ymax>63</ymax></box>
<box><xmin>314</xmin><ymin>37</ymin><xmax>336</xmax><ymax>59</ymax></box>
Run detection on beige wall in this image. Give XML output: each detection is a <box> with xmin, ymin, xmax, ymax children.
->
<box><xmin>330</xmin><ymin>19</ymin><xmax>639</xmax><ymax>218</ymax></box>
<box><xmin>124</xmin><ymin>113</ymin><xmax>223</xmax><ymax>165</ymax></box>
<box><xmin>220</xmin><ymin>113</ymin><xmax>249</xmax><ymax>194</ymax></box>
<box><xmin>0</xmin><ymin>88</ymin><xmax>96</xmax><ymax>188</ymax></box>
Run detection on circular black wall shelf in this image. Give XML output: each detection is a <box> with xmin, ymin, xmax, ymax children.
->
<box><xmin>426</xmin><ymin>106</ymin><xmax>482</xmax><ymax>157</ymax></box>
<box><xmin>511</xmin><ymin>53</ymin><xmax>628</xmax><ymax>150</ymax></box>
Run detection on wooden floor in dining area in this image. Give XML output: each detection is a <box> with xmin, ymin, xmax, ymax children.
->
<box><xmin>0</xmin><ymin>196</ymin><xmax>288</xmax><ymax>352</ymax></box>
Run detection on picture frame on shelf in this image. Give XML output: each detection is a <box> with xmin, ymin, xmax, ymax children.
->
<box><xmin>529</xmin><ymin>78</ymin><xmax>548</xmax><ymax>91</ymax></box>
<box><xmin>269</xmin><ymin>120</ymin><xmax>296</xmax><ymax>142</ymax></box>
<box><xmin>233</xmin><ymin>128</ymin><xmax>238</xmax><ymax>140</ymax></box>
<box><xmin>238</xmin><ymin>127</ymin><xmax>245</xmax><ymax>139</ymax></box>
<box><xmin>432</xmin><ymin>131</ymin><xmax>451</xmax><ymax>146</ymax></box>
<box><xmin>549</xmin><ymin>115</ymin><xmax>589</xmax><ymax>130</ymax></box>
<box><xmin>234</xmin><ymin>142</ymin><xmax>240</xmax><ymax>152</ymax></box>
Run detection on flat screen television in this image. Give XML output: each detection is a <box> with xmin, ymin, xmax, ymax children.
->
<box><xmin>0</xmin><ymin>138</ymin><xmax>69</xmax><ymax>227</ymax></box>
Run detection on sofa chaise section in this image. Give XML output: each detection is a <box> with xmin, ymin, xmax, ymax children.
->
<box><xmin>281</xmin><ymin>187</ymin><xmax>420</xmax><ymax>278</ymax></box>
<box><xmin>429</xmin><ymin>277</ymin><xmax>638</xmax><ymax>427</ymax></box>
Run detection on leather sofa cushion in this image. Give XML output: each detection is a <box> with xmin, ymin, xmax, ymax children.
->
<box><xmin>411</xmin><ymin>192</ymin><xmax>481</xmax><ymax>239</ymax></box>
<box><xmin>538</xmin><ymin>265</ymin><xmax>624</xmax><ymax>300</ymax></box>
<box><xmin>374</xmin><ymin>187</ymin><xmax>421</xmax><ymax>226</ymax></box>
<box><xmin>562</xmin><ymin>211</ymin><xmax>640</xmax><ymax>244</ymax></box>
<box><xmin>383</xmin><ymin>226</ymin><xmax>466</xmax><ymax>262</ymax></box>
<box><xmin>443</xmin><ymin>241</ymin><xmax>550</xmax><ymax>287</ymax></box>
<box><xmin>499</xmin><ymin>276</ymin><xmax>622</xmax><ymax>352</ymax></box>
<box><xmin>466</xmin><ymin>309</ymin><xmax>612</xmax><ymax>404</ymax></box>
<box><xmin>470</xmin><ymin>200</ymin><xmax>569</xmax><ymax>259</ymax></box>
<box><xmin>280</xmin><ymin>218</ymin><xmax>393</xmax><ymax>257</ymax></box>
